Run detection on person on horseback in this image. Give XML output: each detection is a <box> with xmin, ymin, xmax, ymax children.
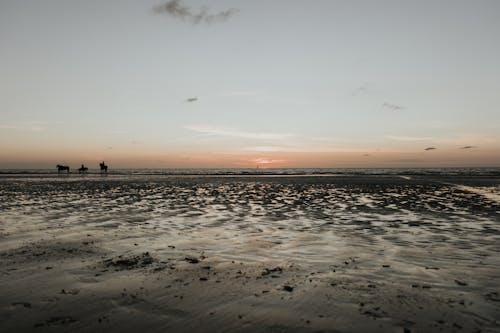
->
<box><xmin>78</xmin><ymin>164</ymin><xmax>88</xmax><ymax>174</ymax></box>
<box><xmin>99</xmin><ymin>161</ymin><xmax>108</xmax><ymax>173</ymax></box>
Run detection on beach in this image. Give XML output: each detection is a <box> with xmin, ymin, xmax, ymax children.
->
<box><xmin>1</xmin><ymin>174</ymin><xmax>499</xmax><ymax>332</ymax></box>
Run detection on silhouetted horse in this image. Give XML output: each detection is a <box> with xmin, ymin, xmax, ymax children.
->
<box><xmin>99</xmin><ymin>162</ymin><xmax>108</xmax><ymax>173</ymax></box>
<box><xmin>78</xmin><ymin>164</ymin><xmax>88</xmax><ymax>174</ymax></box>
<box><xmin>57</xmin><ymin>164</ymin><xmax>70</xmax><ymax>173</ymax></box>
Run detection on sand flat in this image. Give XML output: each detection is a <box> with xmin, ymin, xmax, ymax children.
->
<box><xmin>1</xmin><ymin>175</ymin><xmax>499</xmax><ymax>332</ymax></box>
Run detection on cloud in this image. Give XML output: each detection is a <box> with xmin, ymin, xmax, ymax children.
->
<box><xmin>0</xmin><ymin>121</ymin><xmax>49</xmax><ymax>132</ymax></box>
<box><xmin>184</xmin><ymin>125</ymin><xmax>293</xmax><ymax>140</ymax></box>
<box><xmin>244</xmin><ymin>146</ymin><xmax>298</xmax><ymax>153</ymax></box>
<box><xmin>184</xmin><ymin>125</ymin><xmax>409</xmax><ymax>154</ymax></box>
<box><xmin>243</xmin><ymin>144</ymin><xmax>380</xmax><ymax>154</ymax></box>
<box><xmin>185</xmin><ymin>97</ymin><xmax>198</xmax><ymax>103</ymax></box>
<box><xmin>153</xmin><ymin>0</ymin><xmax>239</xmax><ymax>25</ymax></box>
<box><xmin>424</xmin><ymin>147</ymin><xmax>437</xmax><ymax>151</ymax></box>
<box><xmin>386</xmin><ymin>135</ymin><xmax>433</xmax><ymax>142</ymax></box>
<box><xmin>251</xmin><ymin>158</ymin><xmax>288</xmax><ymax>165</ymax></box>
<box><xmin>382</xmin><ymin>102</ymin><xmax>405</xmax><ymax>111</ymax></box>
<box><xmin>434</xmin><ymin>134</ymin><xmax>497</xmax><ymax>146</ymax></box>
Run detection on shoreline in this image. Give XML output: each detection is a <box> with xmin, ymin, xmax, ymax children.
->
<box><xmin>0</xmin><ymin>166</ymin><xmax>499</xmax><ymax>178</ymax></box>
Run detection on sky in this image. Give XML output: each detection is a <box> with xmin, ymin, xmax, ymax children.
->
<box><xmin>1</xmin><ymin>0</ymin><xmax>499</xmax><ymax>169</ymax></box>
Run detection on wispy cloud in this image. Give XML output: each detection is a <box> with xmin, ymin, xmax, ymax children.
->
<box><xmin>385</xmin><ymin>135</ymin><xmax>433</xmax><ymax>141</ymax></box>
<box><xmin>153</xmin><ymin>0</ymin><xmax>239</xmax><ymax>25</ymax></box>
<box><xmin>0</xmin><ymin>121</ymin><xmax>54</xmax><ymax>132</ymax></box>
<box><xmin>184</xmin><ymin>125</ymin><xmax>292</xmax><ymax>140</ymax></box>
<box><xmin>244</xmin><ymin>146</ymin><xmax>297</xmax><ymax>153</ymax></box>
<box><xmin>382</xmin><ymin>102</ymin><xmax>405</xmax><ymax>111</ymax></box>
<box><xmin>185</xmin><ymin>125</ymin><xmax>387</xmax><ymax>154</ymax></box>
<box><xmin>435</xmin><ymin>134</ymin><xmax>497</xmax><ymax>146</ymax></box>
<box><xmin>251</xmin><ymin>158</ymin><xmax>288</xmax><ymax>165</ymax></box>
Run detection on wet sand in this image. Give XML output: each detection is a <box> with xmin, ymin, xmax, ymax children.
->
<box><xmin>1</xmin><ymin>175</ymin><xmax>499</xmax><ymax>332</ymax></box>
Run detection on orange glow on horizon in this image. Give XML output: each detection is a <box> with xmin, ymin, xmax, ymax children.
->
<box><xmin>1</xmin><ymin>146</ymin><xmax>499</xmax><ymax>169</ymax></box>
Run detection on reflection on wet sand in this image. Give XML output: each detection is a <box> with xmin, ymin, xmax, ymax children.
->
<box><xmin>0</xmin><ymin>175</ymin><xmax>499</xmax><ymax>332</ymax></box>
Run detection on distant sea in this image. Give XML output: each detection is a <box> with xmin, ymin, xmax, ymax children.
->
<box><xmin>0</xmin><ymin>167</ymin><xmax>499</xmax><ymax>176</ymax></box>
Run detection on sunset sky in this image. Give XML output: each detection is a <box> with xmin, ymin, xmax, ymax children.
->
<box><xmin>1</xmin><ymin>0</ymin><xmax>499</xmax><ymax>169</ymax></box>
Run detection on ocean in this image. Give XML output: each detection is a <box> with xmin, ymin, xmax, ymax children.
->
<box><xmin>1</xmin><ymin>167</ymin><xmax>500</xmax><ymax>176</ymax></box>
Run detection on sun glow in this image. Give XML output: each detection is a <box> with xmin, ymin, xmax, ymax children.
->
<box><xmin>251</xmin><ymin>158</ymin><xmax>288</xmax><ymax>168</ymax></box>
